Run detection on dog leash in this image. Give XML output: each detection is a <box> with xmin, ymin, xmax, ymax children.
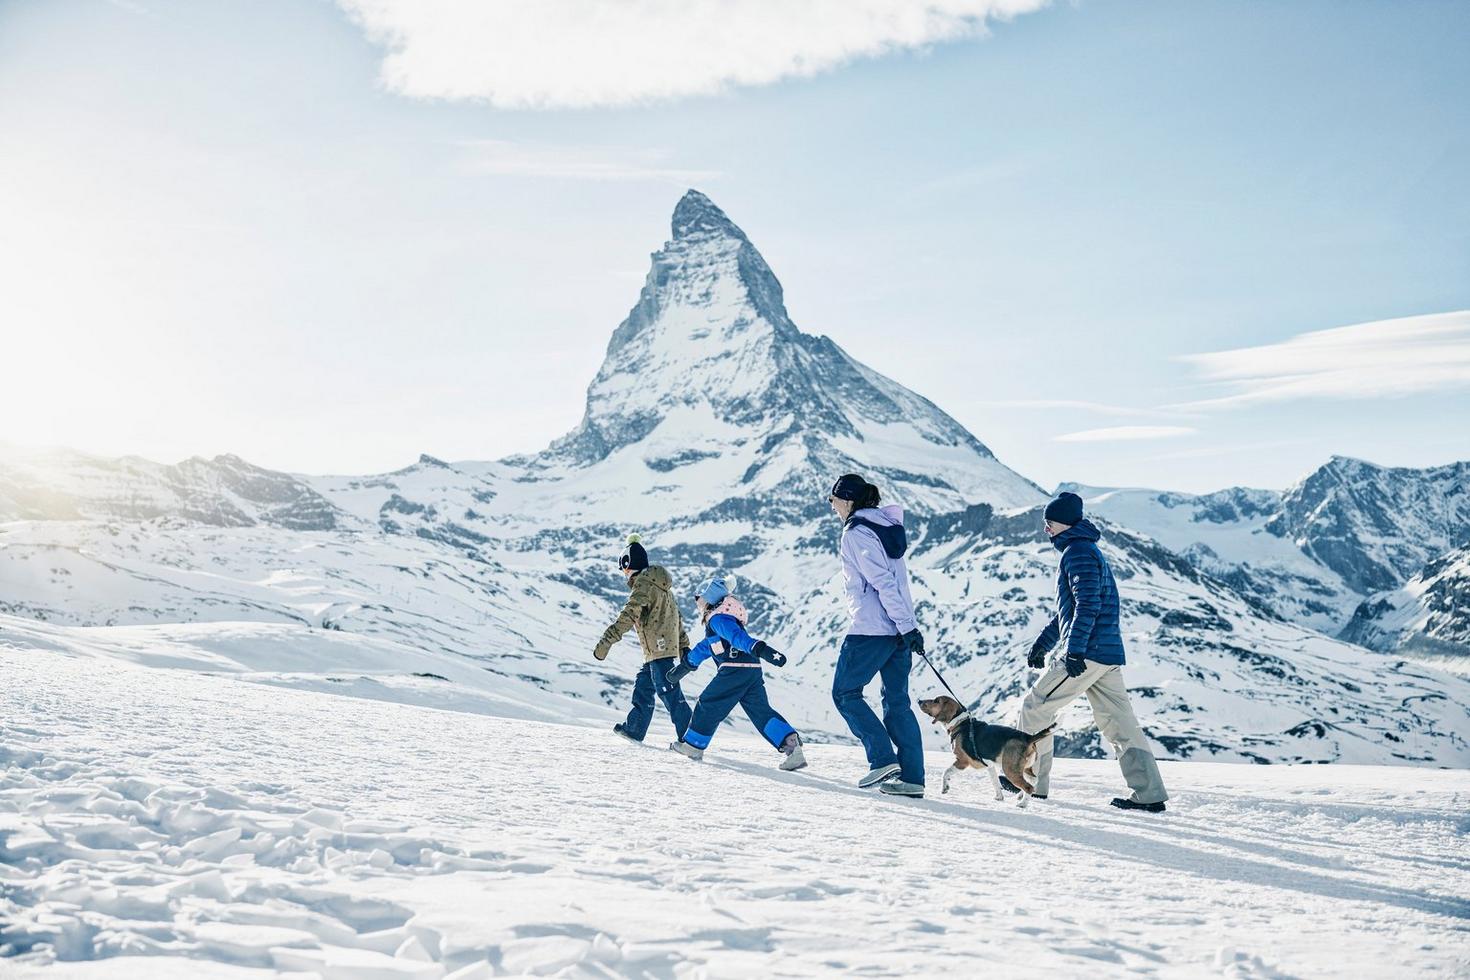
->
<box><xmin>917</xmin><ymin>649</ymin><xmax>969</xmax><ymax>707</ymax></box>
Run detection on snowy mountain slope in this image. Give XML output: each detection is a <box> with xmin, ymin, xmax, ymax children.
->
<box><xmin>4</xmin><ymin>643</ymin><xmax>1469</xmax><ymax>977</ymax></box>
<box><xmin>2</xmin><ymin>191</ymin><xmax>1470</xmax><ymax>767</ymax></box>
<box><xmin>819</xmin><ymin>509</ymin><xmax>1470</xmax><ymax>766</ymax></box>
<box><xmin>0</xmin><ymin>443</ymin><xmax>344</xmax><ymax>531</ymax></box>
<box><xmin>1072</xmin><ymin>456</ymin><xmax>1470</xmax><ymax>659</ymax></box>
<box><xmin>0</xmin><ymin>612</ymin><xmax>598</xmax><ymax>724</ymax></box>
<box><xmin>1067</xmin><ymin>483</ymin><xmax>1357</xmax><ymax>633</ymax></box>
<box><xmin>0</xmin><ymin>520</ymin><xmax>645</xmax><ymax>726</ymax></box>
<box><xmin>1342</xmin><ymin>544</ymin><xmax>1470</xmax><ymax>673</ymax></box>
<box><xmin>5</xmin><ymin>497</ymin><xmax>1467</xmax><ymax>768</ymax></box>
<box><xmin>1271</xmin><ymin>456</ymin><xmax>1470</xmax><ymax>595</ymax></box>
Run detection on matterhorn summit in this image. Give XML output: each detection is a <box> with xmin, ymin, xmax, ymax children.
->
<box><xmin>542</xmin><ymin>189</ymin><xmax>1043</xmax><ymax>517</ymax></box>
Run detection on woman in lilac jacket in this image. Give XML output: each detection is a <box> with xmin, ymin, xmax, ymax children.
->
<box><xmin>828</xmin><ymin>473</ymin><xmax>926</xmax><ymax>798</ymax></box>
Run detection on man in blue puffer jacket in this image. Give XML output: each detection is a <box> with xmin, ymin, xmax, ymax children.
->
<box><xmin>1017</xmin><ymin>492</ymin><xmax>1169</xmax><ymax>812</ymax></box>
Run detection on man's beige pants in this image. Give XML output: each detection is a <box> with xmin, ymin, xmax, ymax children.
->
<box><xmin>1017</xmin><ymin>660</ymin><xmax>1168</xmax><ymax>804</ymax></box>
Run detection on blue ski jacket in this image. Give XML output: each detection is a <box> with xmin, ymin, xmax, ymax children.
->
<box><xmin>687</xmin><ymin>613</ymin><xmax>764</xmax><ymax>670</ymax></box>
<box><xmin>1032</xmin><ymin>519</ymin><xmax>1126</xmax><ymax>665</ymax></box>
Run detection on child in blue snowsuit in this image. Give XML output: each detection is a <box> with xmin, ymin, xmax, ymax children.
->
<box><xmin>667</xmin><ymin>578</ymin><xmax>808</xmax><ymax>771</ymax></box>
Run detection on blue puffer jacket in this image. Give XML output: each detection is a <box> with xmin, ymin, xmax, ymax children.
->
<box><xmin>686</xmin><ymin>613</ymin><xmax>763</xmax><ymax>670</ymax></box>
<box><xmin>1033</xmin><ymin>520</ymin><xmax>1126</xmax><ymax>665</ymax></box>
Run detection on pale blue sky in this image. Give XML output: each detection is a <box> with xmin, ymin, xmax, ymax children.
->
<box><xmin>1</xmin><ymin>0</ymin><xmax>1466</xmax><ymax>493</ymax></box>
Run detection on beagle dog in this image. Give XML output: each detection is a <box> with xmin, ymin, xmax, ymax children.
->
<box><xmin>919</xmin><ymin>696</ymin><xmax>1054</xmax><ymax>807</ymax></box>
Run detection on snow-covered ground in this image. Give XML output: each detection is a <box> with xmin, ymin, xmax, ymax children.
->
<box><xmin>4</xmin><ymin>641</ymin><xmax>1468</xmax><ymax>977</ymax></box>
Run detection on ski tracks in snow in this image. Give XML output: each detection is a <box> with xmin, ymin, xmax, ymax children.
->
<box><xmin>2</xmin><ymin>648</ymin><xmax>1469</xmax><ymax>977</ymax></box>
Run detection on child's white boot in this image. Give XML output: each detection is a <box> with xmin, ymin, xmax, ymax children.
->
<box><xmin>778</xmin><ymin>733</ymin><xmax>808</xmax><ymax>771</ymax></box>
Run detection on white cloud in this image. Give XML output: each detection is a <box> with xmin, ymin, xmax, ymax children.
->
<box><xmin>986</xmin><ymin>399</ymin><xmax>1189</xmax><ymax>419</ymax></box>
<box><xmin>455</xmin><ymin>140</ymin><xmax>722</xmax><ymax>183</ymax></box>
<box><xmin>1053</xmin><ymin>426</ymin><xmax>1197</xmax><ymax>443</ymax></box>
<box><xmin>1175</xmin><ymin>310</ymin><xmax>1470</xmax><ymax>409</ymax></box>
<box><xmin>337</xmin><ymin>0</ymin><xmax>1051</xmax><ymax>109</ymax></box>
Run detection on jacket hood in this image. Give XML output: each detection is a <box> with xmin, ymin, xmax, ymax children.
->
<box><xmin>1051</xmin><ymin>518</ymin><xmax>1102</xmax><ymax>552</ymax></box>
<box><xmin>854</xmin><ymin>504</ymin><xmax>904</xmax><ymax>527</ymax></box>
<box><xmin>847</xmin><ymin>505</ymin><xmax>908</xmax><ymax>560</ymax></box>
<box><xmin>631</xmin><ymin>565</ymin><xmax>673</xmax><ymax>592</ymax></box>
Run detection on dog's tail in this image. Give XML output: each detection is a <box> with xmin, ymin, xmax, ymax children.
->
<box><xmin>1025</xmin><ymin>724</ymin><xmax>1056</xmax><ymax>745</ymax></box>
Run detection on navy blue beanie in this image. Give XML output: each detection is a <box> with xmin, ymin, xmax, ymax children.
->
<box><xmin>1044</xmin><ymin>492</ymin><xmax>1084</xmax><ymax>526</ymax></box>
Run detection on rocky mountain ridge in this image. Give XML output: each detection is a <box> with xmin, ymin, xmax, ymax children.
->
<box><xmin>1072</xmin><ymin>456</ymin><xmax>1470</xmax><ymax>667</ymax></box>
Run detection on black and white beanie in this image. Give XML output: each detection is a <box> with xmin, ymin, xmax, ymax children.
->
<box><xmin>619</xmin><ymin>534</ymin><xmax>649</xmax><ymax>572</ymax></box>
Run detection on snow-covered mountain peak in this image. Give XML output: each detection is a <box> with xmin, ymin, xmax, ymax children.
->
<box><xmin>1269</xmin><ymin>455</ymin><xmax>1470</xmax><ymax>593</ymax></box>
<box><xmin>538</xmin><ymin>190</ymin><xmax>1041</xmax><ymax>512</ymax></box>
<box><xmin>670</xmin><ymin>188</ymin><xmax>747</xmax><ymax>243</ymax></box>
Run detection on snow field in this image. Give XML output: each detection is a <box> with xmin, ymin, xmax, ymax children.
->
<box><xmin>3</xmin><ymin>647</ymin><xmax>1468</xmax><ymax>978</ymax></box>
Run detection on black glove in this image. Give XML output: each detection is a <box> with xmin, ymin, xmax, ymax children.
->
<box><xmin>752</xmin><ymin>641</ymin><xmax>787</xmax><ymax>667</ymax></box>
<box><xmin>1026</xmin><ymin>640</ymin><xmax>1047</xmax><ymax>670</ymax></box>
<box><xmin>901</xmin><ymin>628</ymin><xmax>924</xmax><ymax>656</ymax></box>
<box><xmin>666</xmin><ymin>655</ymin><xmax>694</xmax><ymax>685</ymax></box>
<box><xmin>1064</xmin><ymin>654</ymin><xmax>1087</xmax><ymax>678</ymax></box>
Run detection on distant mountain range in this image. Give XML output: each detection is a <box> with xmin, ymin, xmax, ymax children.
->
<box><xmin>3</xmin><ymin>191</ymin><xmax>1467</xmax><ymax>765</ymax></box>
<box><xmin>1070</xmin><ymin>456</ymin><xmax>1470</xmax><ymax>665</ymax></box>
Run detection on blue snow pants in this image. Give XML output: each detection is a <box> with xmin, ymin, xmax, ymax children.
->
<box><xmin>832</xmin><ymin>634</ymin><xmax>925</xmax><ymax>785</ymax></box>
<box><xmin>683</xmin><ymin>667</ymin><xmax>797</xmax><ymax>751</ymax></box>
<box><xmin>624</xmin><ymin>657</ymin><xmax>691</xmax><ymax>741</ymax></box>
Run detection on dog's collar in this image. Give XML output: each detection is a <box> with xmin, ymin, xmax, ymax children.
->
<box><xmin>944</xmin><ymin>711</ymin><xmax>972</xmax><ymax>737</ymax></box>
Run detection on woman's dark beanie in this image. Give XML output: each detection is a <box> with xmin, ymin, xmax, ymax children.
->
<box><xmin>620</xmin><ymin>534</ymin><xmax>649</xmax><ymax>572</ymax></box>
<box><xmin>1044</xmin><ymin>492</ymin><xmax>1084</xmax><ymax>526</ymax></box>
<box><xmin>830</xmin><ymin>474</ymin><xmax>867</xmax><ymax>501</ymax></box>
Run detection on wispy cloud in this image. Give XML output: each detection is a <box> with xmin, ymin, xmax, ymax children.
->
<box><xmin>1174</xmin><ymin>310</ymin><xmax>1470</xmax><ymax>410</ymax></box>
<box><xmin>338</xmin><ymin>1</ymin><xmax>1052</xmax><ymax>109</ymax></box>
<box><xmin>1134</xmin><ymin>439</ymin><xmax>1303</xmax><ymax>464</ymax></box>
<box><xmin>1053</xmin><ymin>426</ymin><xmax>1197</xmax><ymax>443</ymax></box>
<box><xmin>455</xmin><ymin>140</ymin><xmax>721</xmax><ymax>183</ymax></box>
<box><xmin>987</xmin><ymin>399</ymin><xmax>1191</xmax><ymax>419</ymax></box>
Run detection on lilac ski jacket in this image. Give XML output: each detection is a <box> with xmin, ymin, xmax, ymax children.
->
<box><xmin>839</xmin><ymin>504</ymin><xmax>917</xmax><ymax>636</ymax></box>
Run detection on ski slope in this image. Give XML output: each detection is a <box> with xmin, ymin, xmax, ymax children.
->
<box><xmin>3</xmin><ymin>640</ymin><xmax>1468</xmax><ymax>977</ymax></box>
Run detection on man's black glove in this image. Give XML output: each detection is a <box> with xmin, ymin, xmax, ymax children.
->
<box><xmin>1064</xmin><ymin>654</ymin><xmax>1088</xmax><ymax>678</ymax></box>
<box><xmin>1026</xmin><ymin>639</ymin><xmax>1047</xmax><ymax>670</ymax></box>
<box><xmin>666</xmin><ymin>655</ymin><xmax>694</xmax><ymax>685</ymax></box>
<box><xmin>901</xmin><ymin>628</ymin><xmax>924</xmax><ymax>656</ymax></box>
<box><xmin>752</xmin><ymin>641</ymin><xmax>787</xmax><ymax>667</ymax></box>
